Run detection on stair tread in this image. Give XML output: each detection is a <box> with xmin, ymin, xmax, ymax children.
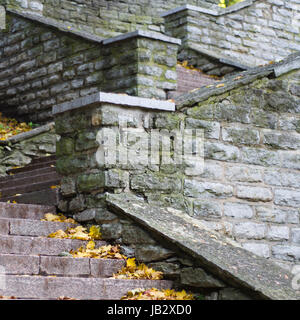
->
<box><xmin>7</xmin><ymin>159</ymin><xmax>56</xmax><ymax>174</ymax></box>
<box><xmin>0</xmin><ymin>217</ymin><xmax>77</xmax><ymax>236</ymax></box>
<box><xmin>0</xmin><ymin>189</ymin><xmax>59</xmax><ymax>206</ymax></box>
<box><xmin>0</xmin><ymin>253</ymin><xmax>126</xmax><ymax>278</ymax></box>
<box><xmin>0</xmin><ymin>275</ymin><xmax>172</xmax><ymax>300</ymax></box>
<box><xmin>0</xmin><ymin>179</ymin><xmax>60</xmax><ymax>197</ymax></box>
<box><xmin>0</xmin><ymin>234</ymin><xmax>107</xmax><ymax>255</ymax></box>
<box><xmin>0</xmin><ymin>202</ymin><xmax>56</xmax><ymax>219</ymax></box>
<box><xmin>0</xmin><ymin>167</ymin><xmax>58</xmax><ymax>181</ymax></box>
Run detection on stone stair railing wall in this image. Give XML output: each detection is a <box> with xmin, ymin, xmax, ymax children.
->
<box><xmin>53</xmin><ymin>55</ymin><xmax>300</xmax><ymax>273</ymax></box>
<box><xmin>5</xmin><ymin>1</ymin><xmax>300</xmax><ymax>76</ymax></box>
<box><xmin>0</xmin><ymin>122</ymin><xmax>56</xmax><ymax>176</ymax></box>
<box><xmin>11</xmin><ymin>0</ymin><xmax>218</xmax><ymax>23</ymax></box>
<box><xmin>0</xmin><ymin>11</ymin><xmax>180</xmax><ymax>123</ymax></box>
<box><xmin>5</xmin><ymin>0</ymin><xmax>218</xmax><ymax>40</ymax></box>
<box><xmin>163</xmin><ymin>0</ymin><xmax>300</xmax><ymax>72</ymax></box>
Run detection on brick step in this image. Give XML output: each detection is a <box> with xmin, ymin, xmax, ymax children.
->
<box><xmin>0</xmin><ymin>275</ymin><xmax>172</xmax><ymax>300</ymax></box>
<box><xmin>1</xmin><ymin>166</ymin><xmax>56</xmax><ymax>183</ymax></box>
<box><xmin>0</xmin><ymin>171</ymin><xmax>60</xmax><ymax>189</ymax></box>
<box><xmin>0</xmin><ymin>189</ymin><xmax>60</xmax><ymax>206</ymax></box>
<box><xmin>0</xmin><ymin>254</ymin><xmax>125</xmax><ymax>278</ymax></box>
<box><xmin>7</xmin><ymin>159</ymin><xmax>56</xmax><ymax>175</ymax></box>
<box><xmin>0</xmin><ymin>218</ymin><xmax>77</xmax><ymax>236</ymax></box>
<box><xmin>169</xmin><ymin>64</ymin><xmax>219</xmax><ymax>99</ymax></box>
<box><xmin>0</xmin><ymin>235</ymin><xmax>106</xmax><ymax>255</ymax></box>
<box><xmin>0</xmin><ymin>179</ymin><xmax>60</xmax><ymax>198</ymax></box>
<box><xmin>0</xmin><ymin>202</ymin><xmax>56</xmax><ymax>219</ymax></box>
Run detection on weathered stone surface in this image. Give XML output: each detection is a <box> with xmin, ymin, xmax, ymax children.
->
<box><xmin>225</xmin><ymin>165</ymin><xmax>263</xmax><ymax>183</ymax></box>
<box><xmin>106</xmin><ymin>193</ymin><xmax>300</xmax><ymax>300</ymax></box>
<box><xmin>184</xmin><ymin>180</ymin><xmax>233</xmax><ymax>198</ymax></box>
<box><xmin>272</xmin><ymin>245</ymin><xmax>300</xmax><ymax>262</ymax></box>
<box><xmin>77</xmin><ymin>173</ymin><xmax>105</xmax><ymax>192</ymax></box>
<box><xmin>222</xmin><ymin>126</ymin><xmax>260</xmax><ymax>146</ymax></box>
<box><xmin>131</xmin><ymin>172</ymin><xmax>182</xmax><ymax>192</ymax></box>
<box><xmin>121</xmin><ymin>225</ymin><xmax>156</xmax><ymax>245</ymax></box>
<box><xmin>218</xmin><ymin>288</ymin><xmax>252</xmax><ymax>300</ymax></box>
<box><xmin>266</xmin><ymin>226</ymin><xmax>289</xmax><ymax>241</ymax></box>
<box><xmin>135</xmin><ymin>245</ymin><xmax>174</xmax><ymax>263</ymax></box>
<box><xmin>224</xmin><ymin>203</ymin><xmax>254</xmax><ymax>219</ymax></box>
<box><xmin>148</xmin><ymin>261</ymin><xmax>181</xmax><ymax>277</ymax></box>
<box><xmin>193</xmin><ymin>200</ymin><xmax>222</xmax><ymax>218</ymax></box>
<box><xmin>100</xmin><ymin>223</ymin><xmax>123</xmax><ymax>240</ymax></box>
<box><xmin>242</xmin><ymin>243</ymin><xmax>270</xmax><ymax>259</ymax></box>
<box><xmin>274</xmin><ymin>189</ymin><xmax>300</xmax><ymax>208</ymax></box>
<box><xmin>236</xmin><ymin>186</ymin><xmax>273</xmax><ymax>202</ymax></box>
<box><xmin>181</xmin><ymin>267</ymin><xmax>225</xmax><ymax>288</ymax></box>
<box><xmin>234</xmin><ymin>222</ymin><xmax>266</xmax><ymax>240</ymax></box>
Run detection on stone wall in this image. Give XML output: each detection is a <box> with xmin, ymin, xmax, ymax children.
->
<box><xmin>53</xmin><ymin>92</ymin><xmax>255</xmax><ymax>300</ymax></box>
<box><xmin>54</xmin><ymin>63</ymin><xmax>300</xmax><ymax>271</ymax></box>
<box><xmin>174</xmin><ymin>71</ymin><xmax>300</xmax><ymax>270</ymax></box>
<box><xmin>0</xmin><ymin>122</ymin><xmax>56</xmax><ymax>176</ymax></box>
<box><xmin>0</xmin><ymin>12</ymin><xmax>179</xmax><ymax>123</ymax></box>
<box><xmin>7</xmin><ymin>0</ymin><xmax>218</xmax><ymax>38</ymax></box>
<box><xmin>164</xmin><ymin>0</ymin><xmax>300</xmax><ymax>70</ymax></box>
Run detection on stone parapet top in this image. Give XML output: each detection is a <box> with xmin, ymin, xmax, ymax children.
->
<box><xmin>106</xmin><ymin>193</ymin><xmax>300</xmax><ymax>300</ymax></box>
<box><xmin>161</xmin><ymin>0</ymin><xmax>255</xmax><ymax>18</ymax></box>
<box><xmin>102</xmin><ymin>29</ymin><xmax>181</xmax><ymax>46</ymax></box>
<box><xmin>52</xmin><ymin>92</ymin><xmax>176</xmax><ymax>115</ymax></box>
<box><xmin>176</xmin><ymin>51</ymin><xmax>300</xmax><ymax>109</ymax></box>
<box><xmin>186</xmin><ymin>42</ymin><xmax>251</xmax><ymax>69</ymax></box>
<box><xmin>0</xmin><ymin>122</ymin><xmax>55</xmax><ymax>145</ymax></box>
<box><xmin>7</xmin><ymin>9</ymin><xmax>105</xmax><ymax>44</ymax></box>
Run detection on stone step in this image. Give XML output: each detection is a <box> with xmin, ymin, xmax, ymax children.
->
<box><xmin>0</xmin><ymin>189</ymin><xmax>60</xmax><ymax>206</ymax></box>
<box><xmin>0</xmin><ymin>166</ymin><xmax>56</xmax><ymax>184</ymax></box>
<box><xmin>0</xmin><ymin>171</ymin><xmax>60</xmax><ymax>189</ymax></box>
<box><xmin>0</xmin><ymin>218</ymin><xmax>77</xmax><ymax>236</ymax></box>
<box><xmin>0</xmin><ymin>235</ymin><xmax>106</xmax><ymax>255</ymax></box>
<box><xmin>0</xmin><ymin>202</ymin><xmax>56</xmax><ymax>219</ymax></box>
<box><xmin>0</xmin><ymin>179</ymin><xmax>60</xmax><ymax>198</ymax></box>
<box><xmin>7</xmin><ymin>158</ymin><xmax>56</xmax><ymax>175</ymax></box>
<box><xmin>0</xmin><ymin>254</ymin><xmax>125</xmax><ymax>278</ymax></box>
<box><xmin>0</xmin><ymin>275</ymin><xmax>172</xmax><ymax>300</ymax></box>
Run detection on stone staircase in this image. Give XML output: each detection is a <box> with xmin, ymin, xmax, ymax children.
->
<box><xmin>0</xmin><ymin>156</ymin><xmax>60</xmax><ymax>206</ymax></box>
<box><xmin>0</xmin><ymin>202</ymin><xmax>172</xmax><ymax>299</ymax></box>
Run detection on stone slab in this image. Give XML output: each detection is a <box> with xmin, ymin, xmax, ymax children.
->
<box><xmin>106</xmin><ymin>193</ymin><xmax>300</xmax><ymax>300</ymax></box>
<box><xmin>103</xmin><ymin>29</ymin><xmax>181</xmax><ymax>46</ymax></box>
<box><xmin>8</xmin><ymin>219</ymin><xmax>77</xmax><ymax>237</ymax></box>
<box><xmin>53</xmin><ymin>92</ymin><xmax>175</xmax><ymax>115</ymax></box>
<box><xmin>0</xmin><ymin>254</ymin><xmax>40</xmax><ymax>275</ymax></box>
<box><xmin>274</xmin><ymin>56</ymin><xmax>300</xmax><ymax>77</ymax></box>
<box><xmin>0</xmin><ymin>219</ymin><xmax>9</xmax><ymax>235</ymax></box>
<box><xmin>40</xmin><ymin>256</ymin><xmax>90</xmax><ymax>277</ymax></box>
<box><xmin>0</xmin><ymin>235</ymin><xmax>106</xmax><ymax>255</ymax></box>
<box><xmin>0</xmin><ymin>189</ymin><xmax>60</xmax><ymax>207</ymax></box>
<box><xmin>90</xmin><ymin>258</ymin><xmax>125</xmax><ymax>278</ymax></box>
<box><xmin>0</xmin><ymin>203</ymin><xmax>56</xmax><ymax>220</ymax></box>
<box><xmin>0</xmin><ymin>123</ymin><xmax>55</xmax><ymax>145</ymax></box>
<box><xmin>0</xmin><ymin>275</ymin><xmax>172</xmax><ymax>300</ymax></box>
